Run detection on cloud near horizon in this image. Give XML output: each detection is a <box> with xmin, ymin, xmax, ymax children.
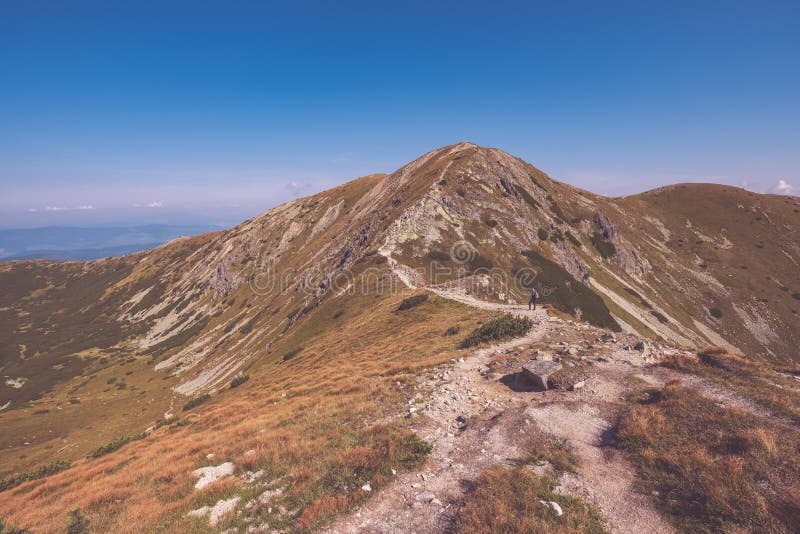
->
<box><xmin>769</xmin><ymin>179</ymin><xmax>796</xmax><ymax>196</ymax></box>
<box><xmin>27</xmin><ymin>205</ymin><xmax>96</xmax><ymax>212</ymax></box>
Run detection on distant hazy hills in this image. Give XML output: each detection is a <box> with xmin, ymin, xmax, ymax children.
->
<box><xmin>0</xmin><ymin>224</ymin><xmax>222</xmax><ymax>261</ymax></box>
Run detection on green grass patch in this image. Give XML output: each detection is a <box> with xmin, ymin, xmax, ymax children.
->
<box><xmin>0</xmin><ymin>460</ymin><xmax>71</xmax><ymax>493</ymax></box>
<box><xmin>182</xmin><ymin>393</ymin><xmax>211</xmax><ymax>411</ymax></box>
<box><xmin>459</xmin><ymin>314</ymin><xmax>532</xmax><ymax>348</ymax></box>
<box><xmin>88</xmin><ymin>433</ymin><xmax>147</xmax><ymax>459</ymax></box>
<box><xmin>520</xmin><ymin>250</ymin><xmax>620</xmax><ymax>331</ymax></box>
<box><xmin>397</xmin><ymin>293</ymin><xmax>428</xmax><ymax>311</ymax></box>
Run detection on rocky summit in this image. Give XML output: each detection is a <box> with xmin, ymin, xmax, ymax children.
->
<box><xmin>1</xmin><ymin>143</ymin><xmax>799</xmax><ymax>533</ymax></box>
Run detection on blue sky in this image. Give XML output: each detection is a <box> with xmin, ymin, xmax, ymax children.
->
<box><xmin>1</xmin><ymin>0</ymin><xmax>798</xmax><ymax>228</ymax></box>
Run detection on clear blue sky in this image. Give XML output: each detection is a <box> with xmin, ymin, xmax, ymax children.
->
<box><xmin>1</xmin><ymin>0</ymin><xmax>798</xmax><ymax>228</ymax></box>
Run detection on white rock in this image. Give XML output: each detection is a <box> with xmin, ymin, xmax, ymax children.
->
<box><xmin>193</xmin><ymin>462</ymin><xmax>235</xmax><ymax>490</ymax></box>
<box><xmin>361</xmin><ymin>482</ymin><xmax>372</xmax><ymax>492</ymax></box>
<box><xmin>539</xmin><ymin>500</ymin><xmax>563</xmax><ymax>516</ymax></box>
<box><xmin>188</xmin><ymin>497</ymin><xmax>241</xmax><ymax>526</ymax></box>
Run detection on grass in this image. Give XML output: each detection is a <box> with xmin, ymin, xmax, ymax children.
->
<box><xmin>520</xmin><ymin>249</ymin><xmax>620</xmax><ymax>331</ymax></box>
<box><xmin>456</xmin><ymin>465</ymin><xmax>608</xmax><ymax>533</ymax></box>
<box><xmin>0</xmin><ymin>460</ymin><xmax>71</xmax><ymax>493</ymax></box>
<box><xmin>0</xmin><ymin>290</ymin><xmax>489</xmax><ymax>532</ymax></box>
<box><xmin>589</xmin><ymin>232</ymin><xmax>616</xmax><ymax>259</ymax></box>
<box><xmin>282</xmin><ymin>347</ymin><xmax>303</xmax><ymax>362</ymax></box>
<box><xmin>616</xmin><ymin>379</ymin><xmax>800</xmax><ymax>533</ymax></box>
<box><xmin>661</xmin><ymin>347</ymin><xmax>800</xmax><ymax>422</ymax></box>
<box><xmin>459</xmin><ymin>313</ymin><xmax>532</xmax><ymax>348</ymax></box>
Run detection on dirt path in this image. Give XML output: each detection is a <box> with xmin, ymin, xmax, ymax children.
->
<box><xmin>326</xmin><ymin>288</ymin><xmax>675</xmax><ymax>534</ymax></box>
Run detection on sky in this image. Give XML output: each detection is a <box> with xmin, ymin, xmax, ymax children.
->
<box><xmin>1</xmin><ymin>0</ymin><xmax>798</xmax><ymax>229</ymax></box>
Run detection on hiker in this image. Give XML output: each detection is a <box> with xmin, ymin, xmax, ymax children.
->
<box><xmin>528</xmin><ymin>286</ymin><xmax>539</xmax><ymax>311</ymax></box>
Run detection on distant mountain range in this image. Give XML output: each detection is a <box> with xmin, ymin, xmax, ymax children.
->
<box><xmin>0</xmin><ymin>224</ymin><xmax>223</xmax><ymax>261</ymax></box>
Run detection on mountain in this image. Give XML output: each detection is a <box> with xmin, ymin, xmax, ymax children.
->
<box><xmin>1</xmin><ymin>143</ymin><xmax>798</xmax><ymax>532</ymax></box>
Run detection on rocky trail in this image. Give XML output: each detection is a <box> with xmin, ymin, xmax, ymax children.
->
<box><xmin>327</xmin><ymin>288</ymin><xmax>678</xmax><ymax>534</ymax></box>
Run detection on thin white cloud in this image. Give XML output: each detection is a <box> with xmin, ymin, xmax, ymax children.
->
<box><xmin>770</xmin><ymin>179</ymin><xmax>796</xmax><ymax>196</ymax></box>
<box><xmin>32</xmin><ymin>205</ymin><xmax>96</xmax><ymax>212</ymax></box>
<box><xmin>285</xmin><ymin>181</ymin><xmax>311</xmax><ymax>195</ymax></box>
<box><xmin>132</xmin><ymin>201</ymin><xmax>164</xmax><ymax>208</ymax></box>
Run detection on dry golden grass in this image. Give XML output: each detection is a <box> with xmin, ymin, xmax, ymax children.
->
<box><xmin>661</xmin><ymin>347</ymin><xmax>800</xmax><ymax>422</ymax></box>
<box><xmin>0</xmin><ymin>291</ymin><xmax>488</xmax><ymax>532</ymax></box>
<box><xmin>456</xmin><ymin>465</ymin><xmax>608</xmax><ymax>534</ymax></box>
<box><xmin>616</xmin><ymin>379</ymin><xmax>800</xmax><ymax>532</ymax></box>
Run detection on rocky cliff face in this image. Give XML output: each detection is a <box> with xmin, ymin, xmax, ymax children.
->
<box><xmin>2</xmin><ymin>143</ymin><xmax>799</xmax><ymax>409</ymax></box>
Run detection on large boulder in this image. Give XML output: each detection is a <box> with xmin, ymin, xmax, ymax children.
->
<box><xmin>522</xmin><ymin>360</ymin><xmax>563</xmax><ymax>390</ymax></box>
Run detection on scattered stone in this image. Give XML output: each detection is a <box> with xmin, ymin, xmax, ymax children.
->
<box><xmin>539</xmin><ymin>500</ymin><xmax>563</xmax><ymax>517</ymax></box>
<box><xmin>569</xmin><ymin>380</ymin><xmax>586</xmax><ymax>391</ymax></box>
<box><xmin>193</xmin><ymin>462</ymin><xmax>235</xmax><ymax>490</ymax></box>
<box><xmin>188</xmin><ymin>497</ymin><xmax>241</xmax><ymax>526</ymax></box>
<box><xmin>415</xmin><ymin>491</ymin><xmax>437</xmax><ymax>503</ymax></box>
<box><xmin>522</xmin><ymin>360</ymin><xmax>563</xmax><ymax>390</ymax></box>
<box><xmin>361</xmin><ymin>482</ymin><xmax>372</xmax><ymax>492</ymax></box>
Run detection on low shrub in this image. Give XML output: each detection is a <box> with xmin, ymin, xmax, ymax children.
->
<box><xmin>282</xmin><ymin>347</ymin><xmax>303</xmax><ymax>362</ymax></box>
<box><xmin>484</xmin><ymin>218</ymin><xmax>498</xmax><ymax>228</ymax></box>
<box><xmin>0</xmin><ymin>460</ymin><xmax>71</xmax><ymax>493</ymax></box>
<box><xmin>590</xmin><ymin>232</ymin><xmax>616</xmax><ymax>259</ymax></box>
<box><xmin>459</xmin><ymin>314</ymin><xmax>532</xmax><ymax>348</ymax></box>
<box><xmin>649</xmin><ymin>310</ymin><xmax>669</xmax><ymax>324</ymax></box>
<box><xmin>709</xmin><ymin>307</ymin><xmax>723</xmax><ymax>318</ymax></box>
<box><xmin>182</xmin><ymin>393</ymin><xmax>211</xmax><ymax>411</ymax></box>
<box><xmin>537</xmin><ymin>228</ymin><xmax>549</xmax><ymax>241</ymax></box>
<box><xmin>65</xmin><ymin>508</ymin><xmax>89</xmax><ymax>534</ymax></box>
<box><xmin>0</xmin><ymin>517</ymin><xmax>32</xmax><ymax>533</ymax></box>
<box><xmin>88</xmin><ymin>433</ymin><xmax>147</xmax><ymax>459</ymax></box>
<box><xmin>230</xmin><ymin>373</ymin><xmax>250</xmax><ymax>388</ymax></box>
<box><xmin>397</xmin><ymin>294</ymin><xmax>428</xmax><ymax>311</ymax></box>
<box><xmin>443</xmin><ymin>326</ymin><xmax>460</xmax><ymax>336</ymax></box>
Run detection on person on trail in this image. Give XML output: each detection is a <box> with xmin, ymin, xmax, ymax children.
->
<box><xmin>528</xmin><ymin>286</ymin><xmax>539</xmax><ymax>311</ymax></box>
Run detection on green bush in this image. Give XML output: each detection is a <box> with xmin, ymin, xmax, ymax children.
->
<box><xmin>0</xmin><ymin>460</ymin><xmax>71</xmax><ymax>493</ymax></box>
<box><xmin>0</xmin><ymin>517</ymin><xmax>32</xmax><ymax>534</ymax></box>
<box><xmin>282</xmin><ymin>347</ymin><xmax>303</xmax><ymax>362</ymax></box>
<box><xmin>230</xmin><ymin>373</ymin><xmax>250</xmax><ymax>388</ymax></box>
<box><xmin>709</xmin><ymin>307</ymin><xmax>723</xmax><ymax>319</ymax></box>
<box><xmin>182</xmin><ymin>393</ymin><xmax>211</xmax><ymax>411</ymax></box>
<box><xmin>590</xmin><ymin>232</ymin><xmax>616</xmax><ymax>259</ymax></box>
<box><xmin>443</xmin><ymin>326</ymin><xmax>460</xmax><ymax>336</ymax></box>
<box><xmin>459</xmin><ymin>314</ymin><xmax>533</xmax><ymax>348</ymax></box>
<box><xmin>484</xmin><ymin>218</ymin><xmax>498</xmax><ymax>228</ymax></box>
<box><xmin>397</xmin><ymin>293</ymin><xmax>428</xmax><ymax>311</ymax></box>
<box><xmin>65</xmin><ymin>508</ymin><xmax>89</xmax><ymax>534</ymax></box>
<box><xmin>537</xmin><ymin>228</ymin><xmax>548</xmax><ymax>241</ymax></box>
<box><xmin>650</xmin><ymin>310</ymin><xmax>669</xmax><ymax>324</ymax></box>
<box><xmin>88</xmin><ymin>433</ymin><xmax>147</xmax><ymax>458</ymax></box>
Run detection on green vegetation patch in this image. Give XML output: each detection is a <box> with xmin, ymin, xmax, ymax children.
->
<box><xmin>182</xmin><ymin>393</ymin><xmax>211</xmax><ymax>411</ymax></box>
<box><xmin>520</xmin><ymin>250</ymin><xmax>620</xmax><ymax>331</ymax></box>
<box><xmin>397</xmin><ymin>293</ymin><xmax>428</xmax><ymax>311</ymax></box>
<box><xmin>589</xmin><ymin>232</ymin><xmax>616</xmax><ymax>259</ymax></box>
<box><xmin>0</xmin><ymin>460</ymin><xmax>71</xmax><ymax>493</ymax></box>
<box><xmin>88</xmin><ymin>433</ymin><xmax>147</xmax><ymax>459</ymax></box>
<box><xmin>459</xmin><ymin>314</ymin><xmax>532</xmax><ymax>348</ymax></box>
<box><xmin>443</xmin><ymin>326</ymin><xmax>460</xmax><ymax>336</ymax></box>
<box><xmin>230</xmin><ymin>373</ymin><xmax>250</xmax><ymax>388</ymax></box>
<box><xmin>282</xmin><ymin>347</ymin><xmax>303</xmax><ymax>362</ymax></box>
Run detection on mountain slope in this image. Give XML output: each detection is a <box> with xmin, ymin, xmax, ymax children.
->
<box><xmin>1</xmin><ymin>143</ymin><xmax>798</xmax><ymax>532</ymax></box>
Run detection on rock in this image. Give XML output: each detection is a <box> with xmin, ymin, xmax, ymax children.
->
<box><xmin>539</xmin><ymin>500</ymin><xmax>563</xmax><ymax>517</ymax></box>
<box><xmin>361</xmin><ymin>482</ymin><xmax>372</xmax><ymax>492</ymax></box>
<box><xmin>193</xmin><ymin>462</ymin><xmax>235</xmax><ymax>490</ymax></box>
<box><xmin>535</xmin><ymin>352</ymin><xmax>554</xmax><ymax>361</ymax></box>
<box><xmin>601</xmin><ymin>332</ymin><xmax>617</xmax><ymax>342</ymax></box>
<box><xmin>415</xmin><ymin>491</ymin><xmax>437</xmax><ymax>503</ymax></box>
<box><xmin>634</xmin><ymin>340</ymin><xmax>646</xmax><ymax>351</ymax></box>
<box><xmin>569</xmin><ymin>380</ymin><xmax>586</xmax><ymax>391</ymax></box>
<box><xmin>188</xmin><ymin>497</ymin><xmax>241</xmax><ymax>526</ymax></box>
<box><xmin>522</xmin><ymin>360</ymin><xmax>563</xmax><ymax>390</ymax></box>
